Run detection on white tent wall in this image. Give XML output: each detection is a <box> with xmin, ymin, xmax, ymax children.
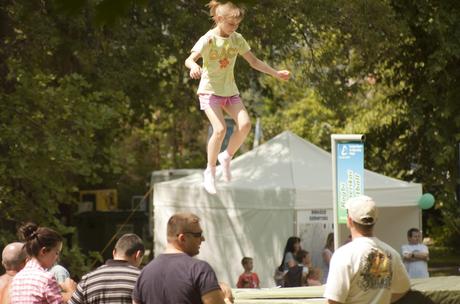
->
<box><xmin>374</xmin><ymin>206</ymin><xmax>422</xmax><ymax>253</ymax></box>
<box><xmin>152</xmin><ymin>131</ymin><xmax>423</xmax><ymax>288</ymax></box>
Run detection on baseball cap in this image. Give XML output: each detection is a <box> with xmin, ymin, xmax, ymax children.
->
<box><xmin>345</xmin><ymin>195</ymin><xmax>378</xmax><ymax>225</ymax></box>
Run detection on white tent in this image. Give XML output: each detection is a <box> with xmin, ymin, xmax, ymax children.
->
<box><xmin>153</xmin><ymin>131</ymin><xmax>422</xmax><ymax>287</ymax></box>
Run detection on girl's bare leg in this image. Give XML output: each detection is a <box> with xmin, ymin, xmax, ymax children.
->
<box><xmin>223</xmin><ymin>102</ymin><xmax>251</xmax><ymax>156</ymax></box>
<box><xmin>217</xmin><ymin>102</ymin><xmax>251</xmax><ymax>182</ymax></box>
<box><xmin>203</xmin><ymin>106</ymin><xmax>226</xmax><ymax>193</ymax></box>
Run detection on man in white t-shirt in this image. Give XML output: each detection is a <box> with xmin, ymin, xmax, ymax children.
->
<box><xmin>324</xmin><ymin>195</ymin><xmax>410</xmax><ymax>304</ymax></box>
<box><xmin>401</xmin><ymin>228</ymin><xmax>429</xmax><ymax>279</ymax></box>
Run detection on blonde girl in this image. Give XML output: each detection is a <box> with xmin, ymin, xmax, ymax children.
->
<box><xmin>185</xmin><ymin>0</ymin><xmax>290</xmax><ymax>194</ymax></box>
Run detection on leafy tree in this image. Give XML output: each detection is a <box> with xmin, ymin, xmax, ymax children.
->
<box><xmin>2</xmin><ymin>0</ymin><xmax>460</xmax><ymax>273</ymax></box>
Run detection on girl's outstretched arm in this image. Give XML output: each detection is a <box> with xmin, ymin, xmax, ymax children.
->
<box><xmin>241</xmin><ymin>51</ymin><xmax>290</xmax><ymax>80</ymax></box>
<box><xmin>185</xmin><ymin>51</ymin><xmax>203</xmax><ymax>79</ymax></box>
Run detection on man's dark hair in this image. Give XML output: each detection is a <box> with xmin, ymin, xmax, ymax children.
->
<box><xmin>407</xmin><ymin>228</ymin><xmax>420</xmax><ymax>238</ymax></box>
<box><xmin>241</xmin><ymin>256</ymin><xmax>252</xmax><ymax>266</ymax></box>
<box><xmin>167</xmin><ymin>213</ymin><xmax>201</xmax><ymax>240</ymax></box>
<box><xmin>115</xmin><ymin>233</ymin><xmax>144</xmax><ymax>256</ymax></box>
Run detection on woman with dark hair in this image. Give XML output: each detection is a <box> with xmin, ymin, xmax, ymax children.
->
<box><xmin>10</xmin><ymin>223</ymin><xmax>76</xmax><ymax>303</ymax></box>
<box><xmin>274</xmin><ymin>236</ymin><xmax>301</xmax><ymax>286</ymax></box>
<box><xmin>279</xmin><ymin>236</ymin><xmax>301</xmax><ymax>272</ymax></box>
<box><xmin>321</xmin><ymin>232</ymin><xmax>334</xmax><ymax>284</ymax></box>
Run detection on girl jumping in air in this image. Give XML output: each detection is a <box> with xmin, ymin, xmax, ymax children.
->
<box><xmin>185</xmin><ymin>0</ymin><xmax>290</xmax><ymax>194</ymax></box>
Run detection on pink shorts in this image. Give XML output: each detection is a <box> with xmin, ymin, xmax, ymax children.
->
<box><xmin>198</xmin><ymin>94</ymin><xmax>242</xmax><ymax>110</ymax></box>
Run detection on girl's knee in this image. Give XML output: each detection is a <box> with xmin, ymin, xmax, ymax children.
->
<box><xmin>240</xmin><ymin>120</ymin><xmax>251</xmax><ymax>133</ymax></box>
<box><xmin>213</xmin><ymin>126</ymin><xmax>227</xmax><ymax>139</ymax></box>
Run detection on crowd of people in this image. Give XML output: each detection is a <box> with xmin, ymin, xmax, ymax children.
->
<box><xmin>0</xmin><ymin>194</ymin><xmax>430</xmax><ymax>304</ymax></box>
<box><xmin>0</xmin><ymin>213</ymin><xmax>233</xmax><ymax>304</ymax></box>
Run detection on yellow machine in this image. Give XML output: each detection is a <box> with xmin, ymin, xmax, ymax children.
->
<box><xmin>79</xmin><ymin>189</ymin><xmax>118</xmax><ymax>211</ymax></box>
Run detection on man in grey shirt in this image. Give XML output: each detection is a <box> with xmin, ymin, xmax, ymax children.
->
<box><xmin>133</xmin><ymin>212</ymin><xmax>225</xmax><ymax>304</ymax></box>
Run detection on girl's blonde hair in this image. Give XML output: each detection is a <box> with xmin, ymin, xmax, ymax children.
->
<box><xmin>207</xmin><ymin>1</ymin><xmax>245</xmax><ymax>23</ymax></box>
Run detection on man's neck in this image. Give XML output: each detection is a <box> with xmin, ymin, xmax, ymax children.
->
<box><xmin>351</xmin><ymin>230</ymin><xmax>373</xmax><ymax>240</ymax></box>
<box><xmin>164</xmin><ymin>243</ymin><xmax>186</xmax><ymax>254</ymax></box>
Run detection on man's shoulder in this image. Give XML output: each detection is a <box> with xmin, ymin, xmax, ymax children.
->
<box><xmin>335</xmin><ymin>237</ymin><xmax>397</xmax><ymax>256</ymax></box>
<box><xmin>370</xmin><ymin>238</ymin><xmax>402</xmax><ymax>258</ymax></box>
<box><xmin>146</xmin><ymin>254</ymin><xmax>211</xmax><ymax>270</ymax></box>
<box><xmin>333</xmin><ymin>240</ymin><xmax>355</xmax><ymax>255</ymax></box>
<box><xmin>82</xmin><ymin>261</ymin><xmax>139</xmax><ymax>280</ymax></box>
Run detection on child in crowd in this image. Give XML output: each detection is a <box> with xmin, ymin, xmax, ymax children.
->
<box><xmin>185</xmin><ymin>0</ymin><xmax>290</xmax><ymax>194</ymax></box>
<box><xmin>236</xmin><ymin>257</ymin><xmax>260</xmax><ymax>288</ymax></box>
<box><xmin>296</xmin><ymin>250</ymin><xmax>312</xmax><ymax>286</ymax></box>
<box><xmin>219</xmin><ymin>282</ymin><xmax>234</xmax><ymax>304</ymax></box>
<box><xmin>306</xmin><ymin>267</ymin><xmax>322</xmax><ymax>286</ymax></box>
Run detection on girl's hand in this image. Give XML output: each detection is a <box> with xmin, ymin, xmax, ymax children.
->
<box><xmin>190</xmin><ymin>65</ymin><xmax>202</xmax><ymax>79</ymax></box>
<box><xmin>276</xmin><ymin>70</ymin><xmax>290</xmax><ymax>80</ymax></box>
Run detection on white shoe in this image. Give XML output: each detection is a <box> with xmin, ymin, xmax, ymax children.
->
<box><xmin>218</xmin><ymin>152</ymin><xmax>232</xmax><ymax>182</ymax></box>
<box><xmin>203</xmin><ymin>168</ymin><xmax>217</xmax><ymax>195</ymax></box>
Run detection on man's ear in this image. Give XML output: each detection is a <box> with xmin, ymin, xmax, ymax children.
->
<box><xmin>177</xmin><ymin>233</ymin><xmax>186</xmax><ymax>243</ymax></box>
<box><xmin>135</xmin><ymin>250</ymin><xmax>143</xmax><ymax>260</ymax></box>
<box><xmin>346</xmin><ymin>215</ymin><xmax>353</xmax><ymax>229</ymax></box>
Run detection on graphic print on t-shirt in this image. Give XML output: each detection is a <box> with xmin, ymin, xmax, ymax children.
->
<box><xmin>208</xmin><ymin>38</ymin><xmax>238</xmax><ymax>69</ymax></box>
<box><xmin>358</xmin><ymin>248</ymin><xmax>393</xmax><ymax>291</ymax></box>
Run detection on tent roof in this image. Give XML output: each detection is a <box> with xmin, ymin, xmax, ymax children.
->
<box><xmin>155</xmin><ymin>131</ymin><xmax>422</xmax><ymax>209</ymax></box>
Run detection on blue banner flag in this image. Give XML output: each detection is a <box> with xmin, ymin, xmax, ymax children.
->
<box><xmin>336</xmin><ymin>142</ymin><xmax>364</xmax><ymax>223</ymax></box>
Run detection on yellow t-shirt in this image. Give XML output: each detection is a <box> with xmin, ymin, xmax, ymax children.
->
<box><xmin>191</xmin><ymin>30</ymin><xmax>251</xmax><ymax>97</ymax></box>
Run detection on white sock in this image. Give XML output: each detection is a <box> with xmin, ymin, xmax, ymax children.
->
<box><xmin>220</xmin><ymin>150</ymin><xmax>232</xmax><ymax>160</ymax></box>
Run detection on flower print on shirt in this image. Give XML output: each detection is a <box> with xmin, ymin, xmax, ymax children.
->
<box><xmin>219</xmin><ymin>58</ymin><xmax>230</xmax><ymax>68</ymax></box>
<box><xmin>207</xmin><ymin>39</ymin><xmax>238</xmax><ymax>69</ymax></box>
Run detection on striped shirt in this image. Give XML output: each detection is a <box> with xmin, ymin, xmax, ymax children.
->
<box><xmin>69</xmin><ymin>259</ymin><xmax>140</xmax><ymax>304</ymax></box>
<box><xmin>10</xmin><ymin>258</ymin><xmax>63</xmax><ymax>304</ymax></box>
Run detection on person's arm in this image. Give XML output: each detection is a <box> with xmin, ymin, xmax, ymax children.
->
<box><xmin>185</xmin><ymin>51</ymin><xmax>202</xmax><ymax>79</ymax></box>
<box><xmin>403</xmin><ymin>250</ymin><xmax>428</xmax><ymax>261</ymax></box>
<box><xmin>401</xmin><ymin>245</ymin><xmax>412</xmax><ymax>262</ymax></box>
<box><xmin>201</xmin><ymin>289</ymin><xmax>226</xmax><ymax>304</ymax></box>
<box><xmin>391</xmin><ymin>251</ymin><xmax>411</xmax><ymax>303</ymax></box>
<box><xmin>236</xmin><ymin>274</ymin><xmax>244</xmax><ymax>288</ymax></box>
<box><xmin>323</xmin><ymin>249</ymin><xmax>349</xmax><ymax>304</ymax></box>
<box><xmin>412</xmin><ymin>251</ymin><xmax>429</xmax><ymax>261</ymax></box>
<box><xmin>241</xmin><ymin>51</ymin><xmax>290</xmax><ymax>80</ymax></box>
<box><xmin>323</xmin><ymin>249</ymin><xmax>332</xmax><ymax>265</ymax></box>
<box><xmin>402</xmin><ymin>253</ymin><xmax>412</xmax><ymax>262</ymax></box>
<box><xmin>61</xmin><ymin>278</ymin><xmax>77</xmax><ymax>302</ymax></box>
<box><xmin>287</xmin><ymin>258</ymin><xmax>297</xmax><ymax>268</ymax></box>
